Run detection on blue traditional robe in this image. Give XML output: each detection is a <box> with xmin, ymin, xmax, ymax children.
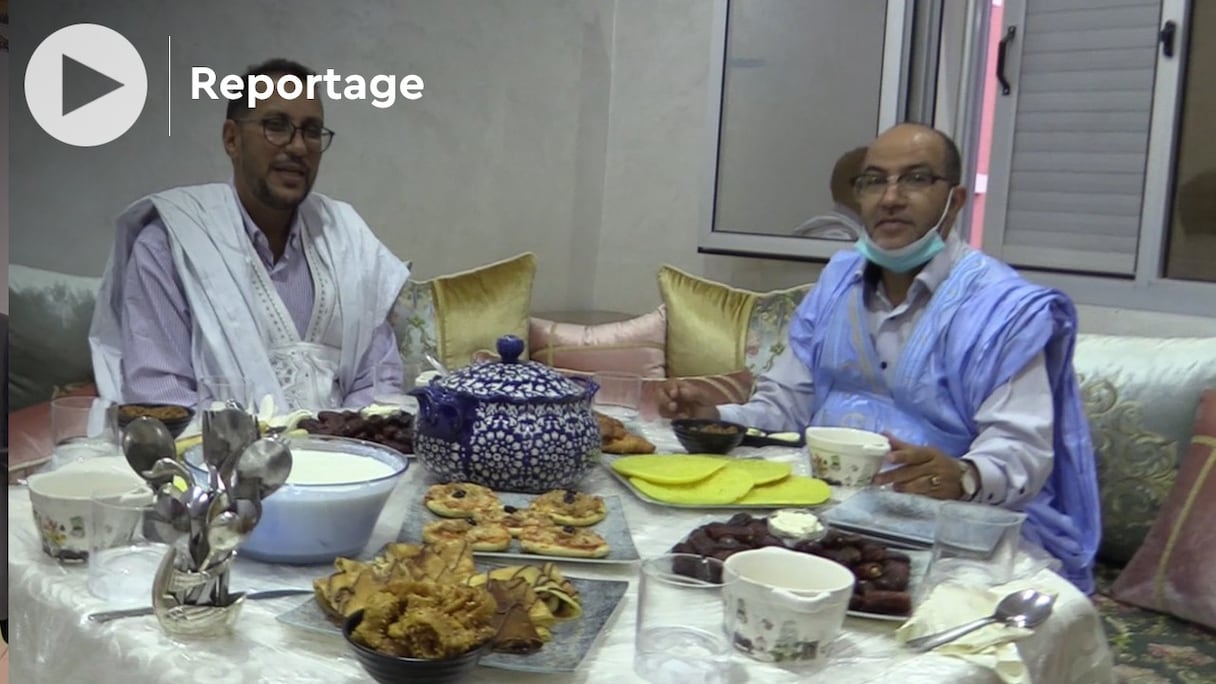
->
<box><xmin>789</xmin><ymin>249</ymin><xmax>1101</xmax><ymax>593</ymax></box>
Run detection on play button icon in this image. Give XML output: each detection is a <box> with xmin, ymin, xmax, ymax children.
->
<box><xmin>25</xmin><ymin>23</ymin><xmax>148</xmax><ymax>147</ymax></box>
<box><xmin>62</xmin><ymin>54</ymin><xmax>126</xmax><ymax>117</ymax></box>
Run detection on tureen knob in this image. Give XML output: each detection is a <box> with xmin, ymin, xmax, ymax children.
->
<box><xmin>496</xmin><ymin>335</ymin><xmax>526</xmax><ymax>364</ymax></box>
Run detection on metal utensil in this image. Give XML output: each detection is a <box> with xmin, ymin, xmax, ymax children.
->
<box><xmin>905</xmin><ymin>589</ymin><xmax>1057</xmax><ymax>652</ymax></box>
<box><xmin>122</xmin><ymin>417</ymin><xmax>177</xmax><ymax>482</ymax></box>
<box><xmin>143</xmin><ymin>458</ymin><xmax>194</xmax><ymax>489</ymax></box>
<box><xmin>424</xmin><ymin>350</ymin><xmax>449</xmax><ymax>376</ymax></box>
<box><xmin>87</xmin><ymin>588</ymin><xmax>313</xmax><ymax>623</ymax></box>
<box><xmin>232</xmin><ymin>438</ymin><xmax>292</xmax><ymax>501</ymax></box>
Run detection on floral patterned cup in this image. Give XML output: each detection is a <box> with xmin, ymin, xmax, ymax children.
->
<box><xmin>27</xmin><ymin>466</ymin><xmax>145</xmax><ymax>562</ymax></box>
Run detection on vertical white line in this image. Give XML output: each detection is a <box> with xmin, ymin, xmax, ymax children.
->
<box><xmin>167</xmin><ymin>35</ymin><xmax>172</xmax><ymax>137</ymax></box>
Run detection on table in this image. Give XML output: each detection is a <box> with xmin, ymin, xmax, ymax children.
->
<box><xmin>7</xmin><ymin>422</ymin><xmax>1115</xmax><ymax>683</ymax></box>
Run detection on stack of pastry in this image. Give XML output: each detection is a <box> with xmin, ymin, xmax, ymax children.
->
<box><xmin>595</xmin><ymin>411</ymin><xmax>655</xmax><ymax>454</ymax></box>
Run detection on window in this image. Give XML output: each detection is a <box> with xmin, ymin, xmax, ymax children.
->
<box><xmin>698</xmin><ymin>0</ymin><xmax>988</xmax><ymax>261</ymax></box>
<box><xmin>980</xmin><ymin>0</ymin><xmax>1215</xmax><ymax>316</ymax></box>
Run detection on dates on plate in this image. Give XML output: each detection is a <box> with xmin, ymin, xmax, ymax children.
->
<box><xmin>671</xmin><ymin>519</ymin><xmax>914</xmax><ymax>617</ymax></box>
<box><xmin>297</xmin><ymin>410</ymin><xmax>415</xmax><ymax>455</ymax></box>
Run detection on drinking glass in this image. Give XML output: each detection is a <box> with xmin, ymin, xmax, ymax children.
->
<box><xmin>922</xmin><ymin>501</ymin><xmax>1026</xmax><ymax>591</ymax></box>
<box><xmin>88</xmin><ymin>485</ymin><xmax>171</xmax><ymax>604</ymax></box>
<box><xmin>372</xmin><ymin>360</ymin><xmax>413</xmax><ymax>406</ymax></box>
<box><xmin>51</xmin><ymin>396</ymin><xmax>119</xmax><ymax>468</ymax></box>
<box><xmin>634</xmin><ymin>554</ymin><xmax>734</xmax><ymax>684</ymax></box>
<box><xmin>593</xmin><ymin>371</ymin><xmax>642</xmax><ymax>422</ymax></box>
<box><xmin>197</xmin><ymin>375</ymin><xmax>255</xmax><ymax>413</ymax></box>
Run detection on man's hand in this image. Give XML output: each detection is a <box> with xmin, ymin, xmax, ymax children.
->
<box><xmin>656</xmin><ymin>380</ymin><xmax>719</xmax><ymax>420</ymax></box>
<box><xmin>871</xmin><ymin>434</ymin><xmax>965</xmax><ymax>500</ymax></box>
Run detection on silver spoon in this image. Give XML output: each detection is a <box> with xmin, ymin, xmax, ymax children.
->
<box><xmin>144</xmin><ymin>458</ymin><xmax>193</xmax><ymax>489</ymax></box>
<box><xmin>905</xmin><ymin>589</ymin><xmax>1057</xmax><ymax>652</ymax></box>
<box><xmin>233</xmin><ymin>438</ymin><xmax>292</xmax><ymax>501</ymax></box>
<box><xmin>122</xmin><ymin>417</ymin><xmax>177</xmax><ymax>482</ymax></box>
<box><xmin>424</xmin><ymin>350</ymin><xmax>449</xmax><ymax>376</ymax></box>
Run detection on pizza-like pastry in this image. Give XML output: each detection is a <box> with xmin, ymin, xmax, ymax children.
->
<box><xmin>518</xmin><ymin>523</ymin><xmax>611</xmax><ymax>559</ymax></box>
<box><xmin>528</xmin><ymin>489</ymin><xmax>608</xmax><ymax>526</ymax></box>
<box><xmin>594</xmin><ymin>411</ymin><xmax>656</xmax><ymax>454</ymax></box>
<box><xmin>423</xmin><ymin>482</ymin><xmax>502</xmax><ymax>518</ymax></box>
<box><xmin>422</xmin><ymin>518</ymin><xmax>512</xmax><ymax>552</ymax></box>
<box><xmin>475</xmin><ymin>505</ymin><xmax>555</xmax><ymax>537</ymax></box>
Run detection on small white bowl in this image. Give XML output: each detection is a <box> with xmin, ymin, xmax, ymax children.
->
<box><xmin>804</xmin><ymin>427</ymin><xmax>890</xmax><ymax>487</ymax></box>
<box><xmin>28</xmin><ymin>465</ymin><xmax>145</xmax><ymax>562</ymax></box>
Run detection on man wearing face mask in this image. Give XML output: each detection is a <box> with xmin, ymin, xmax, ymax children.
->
<box><xmin>658</xmin><ymin>123</ymin><xmax>1101</xmax><ymax>593</ymax></box>
<box><xmin>90</xmin><ymin>58</ymin><xmax>409</xmax><ymax>413</ymax></box>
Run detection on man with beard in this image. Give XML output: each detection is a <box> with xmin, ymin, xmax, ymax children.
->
<box><xmin>658</xmin><ymin>123</ymin><xmax>1101</xmax><ymax>594</ymax></box>
<box><xmin>90</xmin><ymin>58</ymin><xmax>408</xmax><ymax>412</ymax></box>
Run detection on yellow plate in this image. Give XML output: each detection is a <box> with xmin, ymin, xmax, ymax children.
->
<box><xmin>734</xmin><ymin>475</ymin><xmax>831</xmax><ymax>506</ymax></box>
<box><xmin>610</xmin><ymin>454</ymin><xmax>728</xmax><ymax>485</ymax></box>
<box><xmin>630</xmin><ymin>468</ymin><xmax>755</xmax><ymax>505</ymax></box>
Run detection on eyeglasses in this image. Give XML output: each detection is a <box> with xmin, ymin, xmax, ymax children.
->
<box><xmin>234</xmin><ymin>116</ymin><xmax>335</xmax><ymax>152</ymax></box>
<box><xmin>852</xmin><ymin>171</ymin><xmax>952</xmax><ymax>196</ymax></box>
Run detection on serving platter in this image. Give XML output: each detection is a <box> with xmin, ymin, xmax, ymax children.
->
<box><xmin>818</xmin><ymin>488</ymin><xmax>941</xmax><ymax>549</ymax></box>
<box><xmin>277</xmin><ymin>573</ymin><xmax>629</xmax><ymax>674</ymax></box>
<box><xmin>601</xmin><ymin>456</ymin><xmax>833</xmax><ymax>511</ymax></box>
<box><xmin>396</xmin><ymin>481</ymin><xmax>640</xmax><ymax>564</ymax></box>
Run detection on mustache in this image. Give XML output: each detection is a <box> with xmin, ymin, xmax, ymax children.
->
<box><xmin>271</xmin><ymin>156</ymin><xmax>309</xmax><ymax>174</ymax></box>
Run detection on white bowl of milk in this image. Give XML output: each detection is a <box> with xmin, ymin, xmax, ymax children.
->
<box><xmin>184</xmin><ymin>434</ymin><xmax>408</xmax><ymax>564</ymax></box>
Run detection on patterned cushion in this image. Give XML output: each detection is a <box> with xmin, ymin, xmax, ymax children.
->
<box><xmin>529</xmin><ymin>307</ymin><xmax>666</xmax><ymax>378</ymax></box>
<box><xmin>1093</xmin><ymin>564</ymin><xmax>1216</xmax><ymax>683</ymax></box>
<box><xmin>658</xmin><ymin>265</ymin><xmax>811</xmax><ymax>378</ymax></box>
<box><xmin>1073</xmin><ymin>334</ymin><xmax>1216</xmax><ymax>565</ymax></box>
<box><xmin>1110</xmin><ymin>389</ymin><xmax>1216</xmax><ymax>630</ymax></box>
<box><xmin>388</xmin><ymin>253</ymin><xmax>536</xmax><ymax>373</ymax></box>
<box><xmin>8</xmin><ymin>265</ymin><xmax>102</xmax><ymax>411</ymax></box>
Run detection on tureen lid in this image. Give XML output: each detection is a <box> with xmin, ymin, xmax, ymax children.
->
<box><xmin>434</xmin><ymin>335</ymin><xmax>591</xmax><ymax>402</ymax></box>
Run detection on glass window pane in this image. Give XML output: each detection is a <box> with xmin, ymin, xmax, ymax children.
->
<box><xmin>1164</xmin><ymin>2</ymin><xmax>1216</xmax><ymax>283</ymax></box>
<box><xmin>713</xmin><ymin>0</ymin><xmax>889</xmax><ymax>240</ymax></box>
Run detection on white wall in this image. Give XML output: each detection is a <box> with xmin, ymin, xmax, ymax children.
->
<box><xmin>8</xmin><ymin>0</ymin><xmax>1214</xmax><ymax>337</ymax></box>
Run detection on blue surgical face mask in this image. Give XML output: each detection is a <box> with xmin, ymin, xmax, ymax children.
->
<box><xmin>856</xmin><ymin>193</ymin><xmax>954</xmax><ymax>273</ymax></box>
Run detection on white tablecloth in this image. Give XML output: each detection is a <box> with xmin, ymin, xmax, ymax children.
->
<box><xmin>7</xmin><ymin>422</ymin><xmax>1114</xmax><ymax>683</ymax></box>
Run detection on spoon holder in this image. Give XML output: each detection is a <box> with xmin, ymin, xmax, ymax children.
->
<box><xmin>152</xmin><ymin>547</ymin><xmax>241</xmax><ymax>637</ymax></box>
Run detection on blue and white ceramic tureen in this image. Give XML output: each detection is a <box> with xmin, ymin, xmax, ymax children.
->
<box><xmin>409</xmin><ymin>335</ymin><xmax>602</xmax><ymax>493</ymax></box>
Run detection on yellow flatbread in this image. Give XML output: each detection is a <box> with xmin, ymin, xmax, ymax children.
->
<box><xmin>735</xmin><ymin>475</ymin><xmax>832</xmax><ymax>506</ymax></box>
<box><xmin>718</xmin><ymin>459</ymin><xmax>792</xmax><ymax>486</ymax></box>
<box><xmin>630</xmin><ymin>468</ymin><xmax>755</xmax><ymax>505</ymax></box>
<box><xmin>610</xmin><ymin>454</ymin><xmax>728</xmax><ymax>485</ymax></box>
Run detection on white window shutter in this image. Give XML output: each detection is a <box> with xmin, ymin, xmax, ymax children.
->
<box><xmin>983</xmin><ymin>0</ymin><xmax>1163</xmax><ymax>275</ymax></box>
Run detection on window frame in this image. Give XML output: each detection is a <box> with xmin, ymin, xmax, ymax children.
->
<box><xmin>696</xmin><ymin>0</ymin><xmax>919</xmax><ymax>262</ymax></box>
<box><xmin>980</xmin><ymin>0</ymin><xmax>1215</xmax><ymax>318</ymax></box>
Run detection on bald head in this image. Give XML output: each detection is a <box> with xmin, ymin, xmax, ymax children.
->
<box><xmin>868</xmin><ymin>123</ymin><xmax>962</xmax><ymax>184</ymax></box>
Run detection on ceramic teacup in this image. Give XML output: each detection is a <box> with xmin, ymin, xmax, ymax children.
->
<box><xmin>804</xmin><ymin>427</ymin><xmax>890</xmax><ymax>487</ymax></box>
<box><xmin>28</xmin><ymin>466</ymin><xmax>145</xmax><ymax>562</ymax></box>
<box><xmin>722</xmin><ymin>546</ymin><xmax>855</xmax><ymax>664</ymax></box>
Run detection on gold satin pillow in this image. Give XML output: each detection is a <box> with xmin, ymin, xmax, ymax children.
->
<box><xmin>423</xmin><ymin>252</ymin><xmax>536</xmax><ymax>370</ymax></box>
<box><xmin>658</xmin><ymin>265</ymin><xmax>811</xmax><ymax>378</ymax></box>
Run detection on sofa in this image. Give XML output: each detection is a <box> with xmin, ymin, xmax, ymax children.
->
<box><xmin>8</xmin><ymin>257</ymin><xmax>1216</xmax><ymax>682</ymax></box>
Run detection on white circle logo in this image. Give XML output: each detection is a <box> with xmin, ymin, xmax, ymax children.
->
<box><xmin>25</xmin><ymin>23</ymin><xmax>148</xmax><ymax>147</ymax></box>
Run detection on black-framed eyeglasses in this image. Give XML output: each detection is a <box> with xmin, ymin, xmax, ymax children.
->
<box><xmin>234</xmin><ymin>116</ymin><xmax>335</xmax><ymax>152</ymax></box>
<box><xmin>852</xmin><ymin>171</ymin><xmax>952</xmax><ymax>195</ymax></box>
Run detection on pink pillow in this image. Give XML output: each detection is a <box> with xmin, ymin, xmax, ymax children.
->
<box><xmin>1109</xmin><ymin>389</ymin><xmax>1216</xmax><ymax>629</ymax></box>
<box><xmin>529</xmin><ymin>307</ymin><xmax>667</xmax><ymax>378</ymax></box>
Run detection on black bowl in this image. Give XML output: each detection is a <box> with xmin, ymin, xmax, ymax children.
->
<box><xmin>343</xmin><ymin>610</ymin><xmax>489</xmax><ymax>684</ymax></box>
<box><xmin>671</xmin><ymin>418</ymin><xmax>747</xmax><ymax>454</ymax></box>
<box><xmin>116</xmin><ymin>404</ymin><xmax>195</xmax><ymax>438</ymax></box>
